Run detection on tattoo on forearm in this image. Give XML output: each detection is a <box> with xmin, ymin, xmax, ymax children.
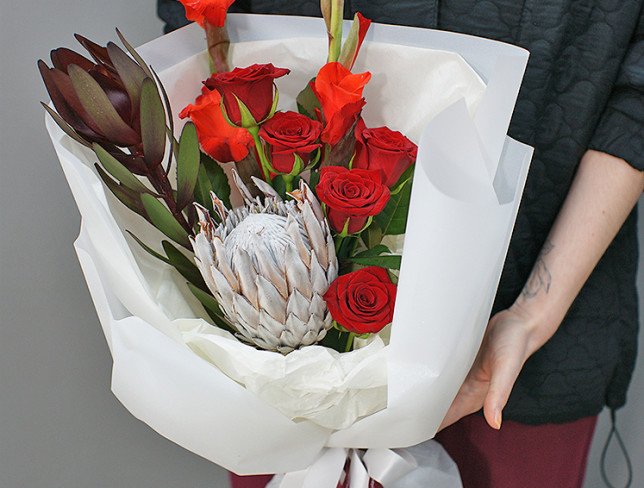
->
<box><xmin>521</xmin><ymin>239</ymin><xmax>554</xmax><ymax>299</ymax></box>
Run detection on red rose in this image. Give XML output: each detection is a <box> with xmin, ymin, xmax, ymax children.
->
<box><xmin>323</xmin><ymin>267</ymin><xmax>397</xmax><ymax>334</ymax></box>
<box><xmin>179</xmin><ymin>0</ymin><xmax>235</xmax><ymax>27</ymax></box>
<box><xmin>316</xmin><ymin>166</ymin><xmax>390</xmax><ymax>234</ymax></box>
<box><xmin>204</xmin><ymin>63</ymin><xmax>290</xmax><ymax>126</ymax></box>
<box><xmin>259</xmin><ymin>111</ymin><xmax>323</xmax><ymax>174</ymax></box>
<box><xmin>354</xmin><ymin>122</ymin><xmax>418</xmax><ymax>187</ymax></box>
<box><xmin>312</xmin><ymin>62</ymin><xmax>371</xmax><ymax>146</ymax></box>
<box><xmin>179</xmin><ymin>87</ymin><xmax>253</xmax><ymax>162</ymax></box>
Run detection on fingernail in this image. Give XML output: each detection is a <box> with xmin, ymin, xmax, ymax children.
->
<box><xmin>494</xmin><ymin>410</ymin><xmax>502</xmax><ymax>429</ymax></box>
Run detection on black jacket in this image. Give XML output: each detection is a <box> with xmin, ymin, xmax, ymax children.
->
<box><xmin>159</xmin><ymin>0</ymin><xmax>644</xmax><ymax>424</ymax></box>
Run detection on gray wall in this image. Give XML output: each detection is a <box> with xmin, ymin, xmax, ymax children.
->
<box><xmin>0</xmin><ymin>1</ymin><xmax>641</xmax><ymax>487</ymax></box>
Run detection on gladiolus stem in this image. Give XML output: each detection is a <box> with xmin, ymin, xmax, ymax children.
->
<box><xmin>205</xmin><ymin>22</ymin><xmax>230</xmax><ymax>73</ymax></box>
<box><xmin>327</xmin><ymin>0</ymin><xmax>344</xmax><ymax>63</ymax></box>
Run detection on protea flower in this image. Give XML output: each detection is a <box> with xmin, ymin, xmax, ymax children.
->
<box><xmin>191</xmin><ymin>173</ymin><xmax>338</xmax><ymax>353</ymax></box>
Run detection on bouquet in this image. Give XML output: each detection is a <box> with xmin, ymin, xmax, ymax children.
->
<box><xmin>40</xmin><ymin>1</ymin><xmax>532</xmax><ymax>485</ymax></box>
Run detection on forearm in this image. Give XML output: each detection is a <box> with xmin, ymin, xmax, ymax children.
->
<box><xmin>514</xmin><ymin>149</ymin><xmax>644</xmax><ymax>355</ymax></box>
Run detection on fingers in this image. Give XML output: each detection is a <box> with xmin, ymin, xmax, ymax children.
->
<box><xmin>438</xmin><ymin>373</ymin><xmax>488</xmax><ymax>431</ymax></box>
<box><xmin>483</xmin><ymin>353</ymin><xmax>525</xmax><ymax>429</ymax></box>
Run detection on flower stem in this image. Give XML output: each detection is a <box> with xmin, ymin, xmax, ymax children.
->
<box><xmin>344</xmin><ymin>332</ymin><xmax>355</xmax><ymax>352</ymax></box>
<box><xmin>327</xmin><ymin>0</ymin><xmax>344</xmax><ymax>63</ymax></box>
<box><xmin>205</xmin><ymin>22</ymin><xmax>230</xmax><ymax>73</ymax></box>
<box><xmin>247</xmin><ymin>125</ymin><xmax>271</xmax><ymax>182</ymax></box>
<box><xmin>283</xmin><ymin>174</ymin><xmax>294</xmax><ymax>193</ymax></box>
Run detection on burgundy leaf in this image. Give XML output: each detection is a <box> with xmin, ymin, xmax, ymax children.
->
<box><xmin>74</xmin><ymin>34</ymin><xmax>115</xmax><ymax>72</ymax></box>
<box><xmin>38</xmin><ymin>60</ymin><xmax>105</xmax><ymax>142</ymax></box>
<box><xmin>89</xmin><ymin>69</ymin><xmax>132</xmax><ymax>123</ymax></box>
<box><xmin>50</xmin><ymin>47</ymin><xmax>95</xmax><ymax>73</ymax></box>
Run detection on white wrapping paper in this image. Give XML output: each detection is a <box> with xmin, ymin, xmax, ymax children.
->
<box><xmin>46</xmin><ymin>14</ymin><xmax>532</xmax><ymax>479</ymax></box>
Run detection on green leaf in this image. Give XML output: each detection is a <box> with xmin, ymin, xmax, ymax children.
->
<box><xmin>195</xmin><ymin>153</ymin><xmax>231</xmax><ymax>211</ymax></box>
<box><xmin>338</xmin><ymin>13</ymin><xmax>361</xmax><ymax>69</ymax></box>
<box><xmin>115</xmin><ymin>28</ymin><xmax>154</xmax><ymax>80</ymax></box>
<box><xmin>161</xmin><ymin>241</ymin><xmax>207</xmax><ymax>291</ymax></box>
<box><xmin>140</xmin><ymin>77</ymin><xmax>166</xmax><ymax>167</ymax></box>
<box><xmin>296</xmin><ymin>79</ymin><xmax>321</xmax><ymax>119</ymax></box>
<box><xmin>41</xmin><ymin>102</ymin><xmax>91</xmax><ymax>148</ymax></box>
<box><xmin>354</xmin><ymin>244</ymin><xmax>391</xmax><ymax>258</ymax></box>
<box><xmin>95</xmin><ymin>164</ymin><xmax>148</xmax><ymax>219</ymax></box>
<box><xmin>348</xmin><ymin>254</ymin><xmax>402</xmax><ymax>270</ymax></box>
<box><xmin>308</xmin><ymin>170</ymin><xmax>321</xmax><ymax>194</ymax></box>
<box><xmin>150</xmin><ymin>66</ymin><xmax>175</xmax><ymax>173</ymax></box>
<box><xmin>106</xmin><ymin>42</ymin><xmax>147</xmax><ymax>110</ymax></box>
<box><xmin>93</xmin><ymin>143</ymin><xmax>150</xmax><ymax>194</ymax></box>
<box><xmin>235</xmin><ymin>95</ymin><xmax>259</xmax><ymax>128</ymax></box>
<box><xmin>360</xmin><ymin>224</ymin><xmax>384</xmax><ymax>249</ymax></box>
<box><xmin>67</xmin><ymin>64</ymin><xmax>139</xmax><ymax>146</ymax></box>
<box><xmin>187</xmin><ymin>283</ymin><xmax>236</xmax><ymax>333</ymax></box>
<box><xmin>176</xmin><ymin>122</ymin><xmax>201</xmax><ymax>210</ymax></box>
<box><xmin>126</xmin><ymin>231</ymin><xmax>169</xmax><ymax>262</ymax></box>
<box><xmin>140</xmin><ymin>193</ymin><xmax>190</xmax><ymax>248</ymax></box>
<box><xmin>374</xmin><ymin>166</ymin><xmax>415</xmax><ymax>236</ymax></box>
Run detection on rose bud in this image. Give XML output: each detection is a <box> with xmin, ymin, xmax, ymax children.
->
<box><xmin>316</xmin><ymin>166</ymin><xmax>390</xmax><ymax>234</ymax></box>
<box><xmin>312</xmin><ymin>62</ymin><xmax>371</xmax><ymax>146</ymax></box>
<box><xmin>204</xmin><ymin>63</ymin><xmax>290</xmax><ymax>126</ymax></box>
<box><xmin>259</xmin><ymin>111</ymin><xmax>323</xmax><ymax>174</ymax></box>
<box><xmin>354</xmin><ymin>122</ymin><xmax>418</xmax><ymax>187</ymax></box>
<box><xmin>323</xmin><ymin>266</ymin><xmax>397</xmax><ymax>334</ymax></box>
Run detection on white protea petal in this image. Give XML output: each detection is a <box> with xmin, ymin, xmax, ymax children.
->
<box><xmin>285</xmin><ymin>313</ymin><xmax>307</xmax><ymax>344</ymax></box>
<box><xmin>212</xmin><ymin>237</ymin><xmax>239</xmax><ymax>292</ymax></box>
<box><xmin>251</xmin><ymin>176</ymin><xmax>282</xmax><ymax>201</ymax></box>
<box><xmin>302</xmin><ymin>181</ymin><xmax>325</xmax><ymax>223</ymax></box>
<box><xmin>309</xmin><ymin>293</ymin><xmax>327</xmax><ymax>321</ymax></box>
<box><xmin>232</xmin><ymin>249</ymin><xmax>258</xmax><ymax>308</ymax></box>
<box><xmin>285</xmin><ymin>245</ymin><xmax>312</xmax><ymax>299</ymax></box>
<box><xmin>233</xmin><ymin>294</ymin><xmax>260</xmax><ymax>330</ymax></box>
<box><xmin>326</xmin><ymin>234</ymin><xmax>337</xmax><ymax>277</ymax></box>
<box><xmin>256</xmin><ymin>275</ymin><xmax>287</xmax><ymax>324</ymax></box>
<box><xmin>309</xmin><ymin>251</ymin><xmax>329</xmax><ymax>296</ymax></box>
<box><xmin>259</xmin><ymin>310</ymin><xmax>289</xmax><ymax>342</ymax></box>
<box><xmin>286</xmin><ymin>289</ymin><xmax>310</xmax><ymax>322</ymax></box>
<box><xmin>301</xmin><ymin>203</ymin><xmax>328</xmax><ymax>269</ymax></box>
<box><xmin>285</xmin><ymin>214</ymin><xmax>311</xmax><ymax>267</ymax></box>
<box><xmin>210</xmin><ymin>264</ymin><xmax>235</xmax><ymax>310</ymax></box>
<box><xmin>255</xmin><ymin>248</ymin><xmax>288</xmax><ymax>299</ymax></box>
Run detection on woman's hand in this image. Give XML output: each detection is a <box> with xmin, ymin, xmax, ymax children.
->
<box><xmin>439</xmin><ymin>150</ymin><xmax>643</xmax><ymax>432</ymax></box>
<box><xmin>439</xmin><ymin>305</ymin><xmax>539</xmax><ymax>431</ymax></box>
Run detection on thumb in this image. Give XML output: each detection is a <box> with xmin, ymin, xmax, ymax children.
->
<box><xmin>483</xmin><ymin>354</ymin><xmax>524</xmax><ymax>430</ymax></box>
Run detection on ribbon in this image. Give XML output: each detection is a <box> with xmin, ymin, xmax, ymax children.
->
<box><xmin>277</xmin><ymin>448</ymin><xmax>418</xmax><ymax>488</ymax></box>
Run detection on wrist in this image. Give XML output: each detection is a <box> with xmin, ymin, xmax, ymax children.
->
<box><xmin>508</xmin><ymin>298</ymin><xmax>559</xmax><ymax>356</ymax></box>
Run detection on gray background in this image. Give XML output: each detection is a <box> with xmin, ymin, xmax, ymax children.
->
<box><xmin>0</xmin><ymin>1</ymin><xmax>641</xmax><ymax>487</ymax></box>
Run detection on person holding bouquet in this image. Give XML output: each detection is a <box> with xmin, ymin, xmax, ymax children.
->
<box><xmin>158</xmin><ymin>1</ymin><xmax>644</xmax><ymax>487</ymax></box>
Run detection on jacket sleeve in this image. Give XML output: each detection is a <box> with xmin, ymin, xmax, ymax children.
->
<box><xmin>588</xmin><ymin>9</ymin><xmax>644</xmax><ymax>171</ymax></box>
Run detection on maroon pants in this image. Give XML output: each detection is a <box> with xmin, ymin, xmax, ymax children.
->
<box><xmin>229</xmin><ymin>414</ymin><xmax>597</xmax><ymax>488</ymax></box>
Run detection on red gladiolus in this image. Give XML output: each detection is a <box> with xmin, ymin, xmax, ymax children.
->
<box><xmin>259</xmin><ymin>111</ymin><xmax>322</xmax><ymax>174</ymax></box>
<box><xmin>315</xmin><ymin>166</ymin><xmax>389</xmax><ymax>234</ymax></box>
<box><xmin>180</xmin><ymin>87</ymin><xmax>253</xmax><ymax>162</ymax></box>
<box><xmin>323</xmin><ymin>266</ymin><xmax>397</xmax><ymax>334</ymax></box>
<box><xmin>204</xmin><ymin>63</ymin><xmax>290</xmax><ymax>126</ymax></box>
<box><xmin>313</xmin><ymin>62</ymin><xmax>371</xmax><ymax>146</ymax></box>
<box><xmin>354</xmin><ymin>122</ymin><xmax>418</xmax><ymax>187</ymax></box>
<box><xmin>179</xmin><ymin>0</ymin><xmax>236</xmax><ymax>27</ymax></box>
